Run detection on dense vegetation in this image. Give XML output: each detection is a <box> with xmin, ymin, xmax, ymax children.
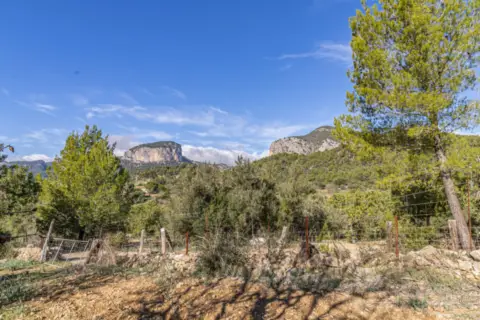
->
<box><xmin>1</xmin><ymin>126</ymin><xmax>480</xmax><ymax>251</ymax></box>
<box><xmin>1</xmin><ymin>0</ymin><xmax>479</xmax><ymax>253</ymax></box>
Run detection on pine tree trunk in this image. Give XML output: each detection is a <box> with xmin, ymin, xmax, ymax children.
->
<box><xmin>435</xmin><ymin>135</ymin><xmax>471</xmax><ymax>250</ymax></box>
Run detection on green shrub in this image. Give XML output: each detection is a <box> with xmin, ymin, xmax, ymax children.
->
<box><xmin>0</xmin><ymin>278</ymin><xmax>34</xmax><ymax>305</ymax></box>
<box><xmin>0</xmin><ymin>243</ymin><xmax>17</xmax><ymax>259</ymax></box>
<box><xmin>195</xmin><ymin>233</ymin><xmax>248</xmax><ymax>278</ymax></box>
<box><xmin>407</xmin><ymin>297</ymin><xmax>428</xmax><ymax>310</ymax></box>
<box><xmin>108</xmin><ymin>232</ymin><xmax>127</xmax><ymax>248</ymax></box>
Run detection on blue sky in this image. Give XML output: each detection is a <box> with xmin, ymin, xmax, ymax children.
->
<box><xmin>0</xmin><ymin>0</ymin><xmax>358</xmax><ymax>165</ymax></box>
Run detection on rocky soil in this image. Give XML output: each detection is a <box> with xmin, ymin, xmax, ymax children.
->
<box><xmin>2</xmin><ymin>242</ymin><xmax>480</xmax><ymax>319</ymax></box>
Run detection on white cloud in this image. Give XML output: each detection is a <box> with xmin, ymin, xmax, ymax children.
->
<box><xmin>278</xmin><ymin>42</ymin><xmax>352</xmax><ymax>64</ymax></box>
<box><xmin>35</xmin><ymin>103</ymin><xmax>56</xmax><ymax>111</ymax></box>
<box><xmin>72</xmin><ymin>94</ymin><xmax>89</xmax><ymax>106</ymax></box>
<box><xmin>108</xmin><ymin>135</ymin><xmax>142</xmax><ymax>157</ymax></box>
<box><xmin>279</xmin><ymin>64</ymin><xmax>292</xmax><ymax>71</ymax></box>
<box><xmin>118</xmin><ymin>92</ymin><xmax>139</xmax><ymax>105</ymax></box>
<box><xmin>183</xmin><ymin>145</ymin><xmax>262</xmax><ymax>166</ymax></box>
<box><xmin>85</xmin><ymin>104</ymin><xmax>215</xmax><ymax>126</ymax></box>
<box><xmin>23</xmin><ymin>128</ymin><xmax>67</xmax><ymax>143</ymax></box>
<box><xmin>162</xmin><ymin>86</ymin><xmax>187</xmax><ymax>100</ymax></box>
<box><xmin>209</xmin><ymin>106</ymin><xmax>228</xmax><ymax>115</ymax></box>
<box><xmin>1</xmin><ymin>88</ymin><xmax>9</xmax><ymax>96</ymax></box>
<box><xmin>7</xmin><ymin>154</ymin><xmax>54</xmax><ymax>162</ymax></box>
<box><xmin>137</xmin><ymin>131</ymin><xmax>173</xmax><ymax>140</ymax></box>
<box><xmin>21</xmin><ymin>154</ymin><xmax>54</xmax><ymax>161</ymax></box>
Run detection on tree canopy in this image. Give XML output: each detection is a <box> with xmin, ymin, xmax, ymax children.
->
<box><xmin>335</xmin><ymin>0</ymin><xmax>480</xmax><ymax>249</ymax></box>
<box><xmin>37</xmin><ymin>125</ymin><xmax>133</xmax><ymax>238</ymax></box>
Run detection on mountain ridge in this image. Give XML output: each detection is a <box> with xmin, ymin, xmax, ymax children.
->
<box><xmin>269</xmin><ymin>125</ymin><xmax>340</xmax><ymax>156</ymax></box>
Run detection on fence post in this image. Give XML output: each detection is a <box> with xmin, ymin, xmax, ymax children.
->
<box><xmin>279</xmin><ymin>226</ymin><xmax>288</xmax><ymax>245</ymax></box>
<box><xmin>161</xmin><ymin>228</ymin><xmax>166</xmax><ymax>256</ymax></box>
<box><xmin>40</xmin><ymin>220</ymin><xmax>54</xmax><ymax>262</ymax></box>
<box><xmin>205</xmin><ymin>213</ymin><xmax>209</xmax><ymax>238</ymax></box>
<box><xmin>305</xmin><ymin>216</ymin><xmax>309</xmax><ymax>260</ymax></box>
<box><xmin>185</xmin><ymin>232</ymin><xmax>189</xmax><ymax>255</ymax></box>
<box><xmin>394</xmin><ymin>216</ymin><xmax>399</xmax><ymax>258</ymax></box>
<box><xmin>448</xmin><ymin>220</ymin><xmax>459</xmax><ymax>251</ymax></box>
<box><xmin>83</xmin><ymin>239</ymin><xmax>100</xmax><ymax>267</ymax></box>
<box><xmin>52</xmin><ymin>239</ymin><xmax>64</xmax><ymax>262</ymax></box>
<box><xmin>386</xmin><ymin>221</ymin><xmax>393</xmax><ymax>253</ymax></box>
<box><xmin>468</xmin><ymin>180</ymin><xmax>474</xmax><ymax>251</ymax></box>
<box><xmin>139</xmin><ymin>229</ymin><xmax>145</xmax><ymax>254</ymax></box>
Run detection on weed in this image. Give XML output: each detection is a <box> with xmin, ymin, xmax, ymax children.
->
<box><xmin>407</xmin><ymin>297</ymin><xmax>428</xmax><ymax>310</ymax></box>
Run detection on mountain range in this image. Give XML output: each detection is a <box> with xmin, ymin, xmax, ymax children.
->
<box><xmin>3</xmin><ymin>126</ymin><xmax>338</xmax><ymax>175</ymax></box>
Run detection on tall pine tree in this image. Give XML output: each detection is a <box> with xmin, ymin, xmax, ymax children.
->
<box><xmin>38</xmin><ymin>125</ymin><xmax>133</xmax><ymax>239</ymax></box>
<box><xmin>335</xmin><ymin>0</ymin><xmax>480</xmax><ymax>249</ymax></box>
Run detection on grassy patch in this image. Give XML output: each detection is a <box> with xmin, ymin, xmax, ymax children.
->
<box><xmin>0</xmin><ymin>259</ymin><xmax>38</xmax><ymax>271</ymax></box>
<box><xmin>0</xmin><ymin>280</ymin><xmax>34</xmax><ymax>306</ymax></box>
<box><xmin>0</xmin><ymin>304</ymin><xmax>30</xmax><ymax>320</ymax></box>
<box><xmin>407</xmin><ymin>297</ymin><xmax>428</xmax><ymax>310</ymax></box>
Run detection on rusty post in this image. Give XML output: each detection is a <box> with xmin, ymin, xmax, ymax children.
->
<box><xmin>305</xmin><ymin>216</ymin><xmax>309</xmax><ymax>260</ymax></box>
<box><xmin>394</xmin><ymin>215</ymin><xmax>399</xmax><ymax>258</ymax></box>
<box><xmin>186</xmin><ymin>232</ymin><xmax>189</xmax><ymax>255</ymax></box>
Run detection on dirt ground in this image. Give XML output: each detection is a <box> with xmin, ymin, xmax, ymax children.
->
<box><xmin>2</xmin><ymin>242</ymin><xmax>480</xmax><ymax>319</ymax></box>
<box><xmin>5</xmin><ymin>274</ymin><xmax>435</xmax><ymax>320</ymax></box>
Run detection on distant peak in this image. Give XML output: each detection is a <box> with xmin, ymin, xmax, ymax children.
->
<box><xmin>314</xmin><ymin>125</ymin><xmax>334</xmax><ymax>132</ymax></box>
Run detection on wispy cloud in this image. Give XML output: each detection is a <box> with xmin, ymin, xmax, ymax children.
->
<box><xmin>71</xmin><ymin>94</ymin><xmax>89</xmax><ymax>106</ymax></box>
<box><xmin>85</xmin><ymin>104</ymin><xmax>215</xmax><ymax>126</ymax></box>
<box><xmin>279</xmin><ymin>64</ymin><xmax>292</xmax><ymax>72</ymax></box>
<box><xmin>278</xmin><ymin>42</ymin><xmax>352</xmax><ymax>65</ymax></box>
<box><xmin>162</xmin><ymin>86</ymin><xmax>187</xmax><ymax>100</ymax></box>
<box><xmin>1</xmin><ymin>88</ymin><xmax>9</xmax><ymax>97</ymax></box>
<box><xmin>34</xmin><ymin>103</ymin><xmax>56</xmax><ymax>114</ymax></box>
<box><xmin>118</xmin><ymin>92</ymin><xmax>139</xmax><ymax>105</ymax></box>
<box><xmin>23</xmin><ymin>128</ymin><xmax>67</xmax><ymax>143</ymax></box>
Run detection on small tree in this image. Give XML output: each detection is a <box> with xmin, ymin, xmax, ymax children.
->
<box><xmin>38</xmin><ymin>125</ymin><xmax>133</xmax><ymax>238</ymax></box>
<box><xmin>336</xmin><ymin>0</ymin><xmax>480</xmax><ymax>249</ymax></box>
<box><xmin>0</xmin><ymin>143</ymin><xmax>14</xmax><ymax>162</ymax></box>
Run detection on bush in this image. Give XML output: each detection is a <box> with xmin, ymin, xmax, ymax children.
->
<box><xmin>0</xmin><ymin>275</ymin><xmax>34</xmax><ymax>305</ymax></box>
<box><xmin>108</xmin><ymin>232</ymin><xmax>127</xmax><ymax>248</ymax></box>
<box><xmin>145</xmin><ymin>181</ymin><xmax>160</xmax><ymax>194</ymax></box>
<box><xmin>0</xmin><ymin>243</ymin><xmax>16</xmax><ymax>259</ymax></box>
<box><xmin>195</xmin><ymin>233</ymin><xmax>248</xmax><ymax>278</ymax></box>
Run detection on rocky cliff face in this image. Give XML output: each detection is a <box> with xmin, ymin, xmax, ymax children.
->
<box><xmin>123</xmin><ymin>141</ymin><xmax>184</xmax><ymax>164</ymax></box>
<box><xmin>269</xmin><ymin>126</ymin><xmax>340</xmax><ymax>156</ymax></box>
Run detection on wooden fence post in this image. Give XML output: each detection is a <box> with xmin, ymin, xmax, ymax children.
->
<box><xmin>448</xmin><ymin>220</ymin><xmax>459</xmax><ymax>251</ymax></box>
<box><xmin>185</xmin><ymin>232</ymin><xmax>189</xmax><ymax>255</ymax></box>
<box><xmin>83</xmin><ymin>239</ymin><xmax>100</xmax><ymax>267</ymax></box>
<box><xmin>139</xmin><ymin>229</ymin><xmax>145</xmax><ymax>254</ymax></box>
<box><xmin>161</xmin><ymin>228</ymin><xmax>166</xmax><ymax>256</ymax></box>
<box><xmin>468</xmin><ymin>180</ymin><xmax>474</xmax><ymax>251</ymax></box>
<box><xmin>386</xmin><ymin>221</ymin><xmax>393</xmax><ymax>253</ymax></box>
<box><xmin>278</xmin><ymin>226</ymin><xmax>288</xmax><ymax>245</ymax></box>
<box><xmin>305</xmin><ymin>216</ymin><xmax>309</xmax><ymax>260</ymax></box>
<box><xmin>394</xmin><ymin>216</ymin><xmax>399</xmax><ymax>258</ymax></box>
<box><xmin>40</xmin><ymin>220</ymin><xmax>54</xmax><ymax>262</ymax></box>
